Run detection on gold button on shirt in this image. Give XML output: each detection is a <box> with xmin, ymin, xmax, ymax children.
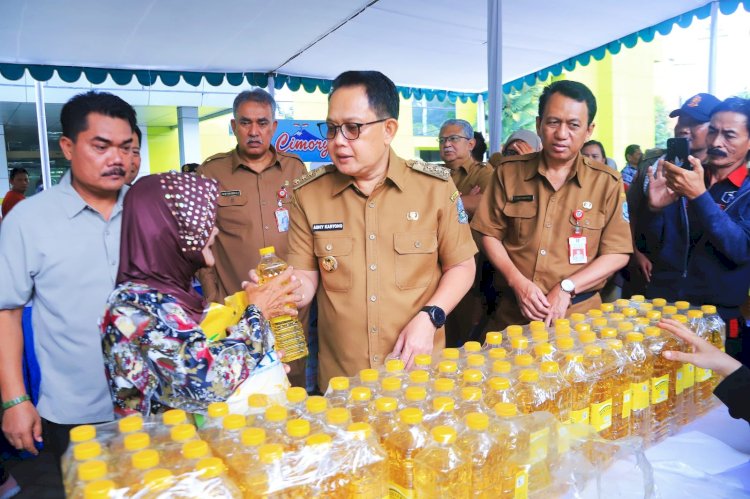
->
<box><xmin>471</xmin><ymin>153</ymin><xmax>633</xmax><ymax>327</ymax></box>
<box><xmin>287</xmin><ymin>149</ymin><xmax>478</xmax><ymax>389</ymax></box>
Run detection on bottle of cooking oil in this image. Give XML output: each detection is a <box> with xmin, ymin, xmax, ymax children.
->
<box><xmin>688</xmin><ymin>309</ymin><xmax>715</xmax><ymax>414</ymax></box>
<box><xmin>533</xmin><ymin>342</ymin><xmax>556</xmax><ymax>363</ymax></box>
<box><xmin>241</xmin><ymin>443</ymin><xmax>285</xmax><ymax>498</ymax></box>
<box><xmin>137</xmin><ymin>469</ymin><xmax>175</xmax><ymax>499</ymax></box>
<box><xmin>513</xmin><ymin>353</ymin><xmax>535</xmax><ymax>372</ymax></box>
<box><xmin>404</xmin><ymin>386</ymin><xmax>429</xmax><ymax>414</ymax></box>
<box><xmin>324</xmin><ymin>407</ymin><xmax>352</xmax><ymax>435</ymax></box>
<box><xmin>370</xmin><ymin>397</ymin><xmax>399</xmax><ymax>444</ymax></box>
<box><xmin>590</xmin><ymin>317</ymin><xmax>609</xmax><ymax>334</ymax></box>
<box><xmin>456</xmin><ymin>412</ymin><xmax>501</xmax><ymax>497</ymax></box>
<box><xmin>327</xmin><ymin>376</ymin><xmax>350</xmax><ymax>407</ymax></box>
<box><xmin>385</xmin><ymin>358</ymin><xmax>407</xmax><ymax>380</ymax></box>
<box><xmin>344</xmin><ymin>423</ymin><xmax>389</xmax><ymax>498</ymax></box>
<box><xmin>614</xmin><ymin>298</ymin><xmax>630</xmax><ymax>311</ymax></box>
<box><xmin>574</xmin><ymin>322</ymin><xmax>593</xmax><ymax>339</ymax></box>
<box><xmin>81</xmin><ymin>479</ymin><xmax>118</xmax><ymax>499</ymax></box>
<box><xmin>464</xmin><ymin>340</ymin><xmax>482</xmax><ymax>355</ymax></box>
<box><xmin>212</xmin><ymin>413</ymin><xmax>246</xmax><ymax>457</ymax></box>
<box><xmin>175</xmin><ymin>439</ymin><xmax>212</xmax><ymax>475</ymax></box>
<box><xmin>432</xmin><ymin>377</ymin><xmax>457</xmax><ymax>401</ymax></box>
<box><xmin>155</xmin><ymin>409</ymin><xmax>187</xmax><ymax>444</ymax></box>
<box><xmin>246</xmin><ymin>393</ymin><xmax>269</xmax><ymax>426</ymax></box>
<box><xmin>651</xmin><ymin>298</ymin><xmax>667</xmax><ymax>309</ymax></box>
<box><xmin>69</xmin><ymin>460</ymin><xmax>113</xmax><ymax>499</ymax></box>
<box><xmin>349</xmin><ymin>386</ymin><xmax>373</xmax><ymax>423</ymax></box>
<box><xmin>491</xmin><ymin>403</ymin><xmax>526</xmax><ymax>499</ymax></box>
<box><xmin>644</xmin><ymin>327</ymin><xmax>680</xmax><ymax>443</ymax></box>
<box><xmin>511</xmin><ymin>336</ymin><xmax>531</xmax><ymax>357</ymax></box>
<box><xmin>462</xmin><ymin>368</ymin><xmax>485</xmax><ymax>388</ymax></box>
<box><xmin>673</xmin><ymin>314</ymin><xmax>695</xmax><ymax>425</ymax></box>
<box><xmin>577</xmin><ymin>330</ymin><xmax>597</xmax><ymax>347</ymax></box>
<box><xmin>284</xmin><ymin>387</ymin><xmax>308</xmax><ymax>418</ymax></box>
<box><xmin>413</xmin><ymin>425</ymin><xmax>471</xmax><ymax>498</ymax></box>
<box><xmin>112</xmin><ymin>431</ymin><xmax>150</xmax><ymax>473</ymax></box>
<box><xmin>539</xmin><ymin>361</ymin><xmax>572</xmax><ymax>424</ymax></box>
<box><xmin>283</xmin><ymin>418</ymin><xmax>311</xmax><ymax>452</ymax></box>
<box><xmin>702</xmin><ymin>305</ymin><xmax>727</xmax><ymax>391</ymax></box>
<box><xmin>465</xmin><ymin>354</ymin><xmax>488</xmax><ymax>377</ymax></box>
<box><xmin>441</xmin><ymin>348</ymin><xmax>461</xmax><ymax>364</ymax></box>
<box><xmin>504</xmin><ymin>325</ymin><xmax>524</xmax><ymax>346</ymax></box>
<box><xmin>428</xmin><ymin>397</ymin><xmax>460</xmax><ymax>430</ymax></box>
<box><xmin>513</xmin><ymin>369</ymin><xmax>552</xmax><ymax>415</ymax></box>
<box><xmin>600</xmin><ymin>302</ymin><xmax>615</xmax><ymax>314</ymax></box>
<box><xmin>662</xmin><ymin>305</ymin><xmax>678</xmax><ymax>318</ymax></box>
<box><xmin>583</xmin><ymin>345</ymin><xmax>614</xmax><ymax>434</ymax></box>
<box><xmin>569</xmin><ymin>313</ymin><xmax>587</xmax><ymax>326</ymax></box>
<box><xmin>359</xmin><ymin>368</ymin><xmax>380</xmax><ymax>394</ymax></box>
<box><xmin>302</xmin><ymin>395</ymin><xmax>327</xmax><ymax>433</ymax></box>
<box><xmin>108</xmin><ymin>415</ymin><xmax>144</xmax><ymax>457</ymax></box>
<box><xmin>63</xmin><ymin>441</ymin><xmax>105</xmax><ymax>498</ymax></box>
<box><xmin>194</xmin><ymin>457</ymin><xmax>243</xmax><ymax>498</ymax></box>
<box><xmin>408</xmin><ymin>369</ymin><xmax>431</xmax><ymax>390</ymax></box>
<box><xmin>600</xmin><ymin>339</ymin><xmax>631</xmax><ymax>440</ymax></box>
<box><xmin>674</xmin><ymin>300</ymin><xmax>690</xmax><ymax>312</ymax></box>
<box><xmin>561</xmin><ymin>353</ymin><xmax>590</xmax><ymax>424</ymax></box>
<box><xmin>485</xmin><ymin>376</ymin><xmax>515</xmax><ymax>409</ymax></box>
<box><xmin>528</xmin><ymin>320</ymin><xmax>547</xmax><ymax>335</ymax></box>
<box><xmin>162</xmin><ymin>423</ymin><xmax>199</xmax><ymax>466</ymax></box>
<box><xmin>202</xmin><ymin>402</ymin><xmax>229</xmax><ymax>443</ymax></box>
<box><xmin>380</xmin><ymin>376</ymin><xmax>404</xmax><ymax>401</ymax></box>
<box><xmin>617</xmin><ymin>321</ymin><xmax>635</xmax><ymax>340</ymax></box>
<box><xmin>414</xmin><ymin>354</ymin><xmax>433</xmax><ymax>372</ymax></box>
<box><xmin>304</xmin><ymin>434</ymin><xmax>347</xmax><ymax>497</ymax></box>
<box><xmin>625</xmin><ymin>332</ymin><xmax>653</xmax><ymax>440</ymax></box>
<box><xmin>491</xmin><ymin>360</ymin><xmax>512</xmax><ymax>379</ymax></box>
<box><xmin>554</xmin><ymin>336</ymin><xmax>576</xmax><ymax>364</ymax></box>
<box><xmin>125</xmin><ymin>449</ymin><xmax>161</xmax><ymax>488</ymax></box>
<box><xmin>457</xmin><ymin>386</ymin><xmax>488</xmax><ymax>418</ymax></box>
<box><xmin>599</xmin><ymin>327</ymin><xmax>618</xmax><ymax>341</ymax></box>
<box><xmin>262</xmin><ymin>405</ymin><xmax>289</xmax><ymax>444</ymax></box>
<box><xmin>483</xmin><ymin>331</ymin><xmax>503</xmax><ymax>351</ymax></box>
<box><xmin>383</xmin><ymin>408</ymin><xmax>430</xmax><ymax>498</ymax></box>
<box><xmin>257</xmin><ymin>246</ymin><xmax>308</xmax><ymax>362</ymax></box>
<box><xmin>437</xmin><ymin>360</ymin><xmax>459</xmax><ymax>380</ymax></box>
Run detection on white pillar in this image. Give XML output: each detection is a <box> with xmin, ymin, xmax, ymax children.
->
<box><xmin>476</xmin><ymin>94</ymin><xmax>486</xmax><ymax>136</ymax></box>
<box><xmin>0</xmin><ymin>124</ymin><xmax>8</xmax><ymax>196</ymax></box>
<box><xmin>487</xmin><ymin>0</ymin><xmax>503</xmax><ymax>153</ymax></box>
<box><xmin>267</xmin><ymin>76</ymin><xmax>275</xmax><ymax>101</ymax></box>
<box><xmin>34</xmin><ymin>80</ymin><xmax>52</xmax><ymax>189</ymax></box>
<box><xmin>135</xmin><ymin>124</ymin><xmax>150</xmax><ymax>179</ymax></box>
<box><xmin>177</xmin><ymin>106</ymin><xmax>201</xmax><ymax>166</ymax></box>
<box><xmin>708</xmin><ymin>0</ymin><xmax>719</xmax><ymax>95</ymax></box>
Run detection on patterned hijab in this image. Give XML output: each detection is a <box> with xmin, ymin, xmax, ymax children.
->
<box><xmin>117</xmin><ymin>172</ymin><xmax>219</xmax><ymax>323</ymax></box>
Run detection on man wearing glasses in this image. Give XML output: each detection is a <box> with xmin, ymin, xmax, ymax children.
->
<box><xmin>197</xmin><ymin>89</ymin><xmax>309</xmax><ymax>387</ymax></box>
<box><xmin>286</xmin><ymin>71</ymin><xmax>477</xmax><ymax>389</ymax></box>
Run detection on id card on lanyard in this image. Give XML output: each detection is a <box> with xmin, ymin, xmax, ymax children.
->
<box><xmin>569</xmin><ymin>209</ymin><xmax>588</xmax><ymax>264</ymax></box>
<box><xmin>275</xmin><ymin>186</ymin><xmax>289</xmax><ymax>233</ymax></box>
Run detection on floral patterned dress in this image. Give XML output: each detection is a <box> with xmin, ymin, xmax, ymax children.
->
<box><xmin>101</xmin><ymin>282</ymin><xmax>273</xmax><ymax>416</ymax></box>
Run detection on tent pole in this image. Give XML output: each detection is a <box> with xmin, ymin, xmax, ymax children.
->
<box><xmin>477</xmin><ymin>94</ymin><xmax>485</xmax><ymax>135</ymax></box>
<box><xmin>707</xmin><ymin>0</ymin><xmax>718</xmax><ymax>95</ymax></box>
<box><xmin>487</xmin><ymin>0</ymin><xmax>502</xmax><ymax>153</ymax></box>
<box><xmin>34</xmin><ymin>80</ymin><xmax>52</xmax><ymax>189</ymax></box>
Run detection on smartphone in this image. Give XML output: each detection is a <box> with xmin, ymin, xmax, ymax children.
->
<box><xmin>666</xmin><ymin>137</ymin><xmax>690</xmax><ymax>170</ymax></box>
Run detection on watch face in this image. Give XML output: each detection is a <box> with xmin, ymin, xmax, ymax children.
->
<box><xmin>432</xmin><ymin>307</ymin><xmax>446</xmax><ymax>325</ymax></box>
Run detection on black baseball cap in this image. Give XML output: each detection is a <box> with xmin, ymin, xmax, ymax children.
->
<box><xmin>669</xmin><ymin>93</ymin><xmax>721</xmax><ymax>122</ymax></box>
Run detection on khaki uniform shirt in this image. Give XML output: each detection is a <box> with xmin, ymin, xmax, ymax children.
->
<box><xmin>471</xmin><ymin>152</ymin><xmax>633</xmax><ymax>324</ymax></box>
<box><xmin>196</xmin><ymin>147</ymin><xmax>306</xmax><ymax>302</ymax></box>
<box><xmin>287</xmin><ymin>149</ymin><xmax>478</xmax><ymax>388</ymax></box>
<box><xmin>447</xmin><ymin>157</ymin><xmax>494</xmax><ymax>197</ymax></box>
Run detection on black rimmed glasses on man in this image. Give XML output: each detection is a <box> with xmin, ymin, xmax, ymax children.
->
<box><xmin>438</xmin><ymin>135</ymin><xmax>471</xmax><ymax>145</ymax></box>
<box><xmin>317</xmin><ymin>118</ymin><xmax>389</xmax><ymax>140</ymax></box>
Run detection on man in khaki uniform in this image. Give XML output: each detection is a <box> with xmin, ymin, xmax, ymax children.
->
<box><xmin>438</xmin><ymin>119</ymin><xmax>494</xmax><ymax>346</ymax></box>
<box><xmin>287</xmin><ymin>71</ymin><xmax>477</xmax><ymax>389</ymax></box>
<box><xmin>197</xmin><ymin>89</ymin><xmax>308</xmax><ymax>387</ymax></box>
<box><xmin>472</xmin><ymin>80</ymin><xmax>632</xmax><ymax>328</ymax></box>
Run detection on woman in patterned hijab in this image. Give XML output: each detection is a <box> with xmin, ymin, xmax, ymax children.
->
<box><xmin>101</xmin><ymin>172</ymin><xmax>299</xmax><ymax>415</ymax></box>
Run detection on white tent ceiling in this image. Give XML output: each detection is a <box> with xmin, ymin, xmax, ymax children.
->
<box><xmin>0</xmin><ymin>0</ymin><xmax>711</xmax><ymax>93</ymax></box>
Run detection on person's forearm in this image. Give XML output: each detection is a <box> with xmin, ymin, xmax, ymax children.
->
<box><xmin>431</xmin><ymin>258</ymin><xmax>475</xmax><ymax>314</ymax></box>
<box><xmin>462</xmin><ymin>193</ymin><xmax>482</xmax><ymax>217</ymax></box>
<box><xmin>0</xmin><ymin>308</ymin><xmax>27</xmax><ymax>401</ymax></box>
<box><xmin>196</xmin><ymin>267</ymin><xmax>220</xmax><ymax>303</ymax></box>
<box><xmin>481</xmin><ymin>235</ymin><xmax>525</xmax><ymax>288</ymax></box>
<box><xmin>568</xmin><ymin>253</ymin><xmax>630</xmax><ymax>293</ymax></box>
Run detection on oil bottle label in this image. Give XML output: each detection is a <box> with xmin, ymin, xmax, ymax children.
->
<box><xmin>388</xmin><ymin>483</ymin><xmax>414</xmax><ymax>498</ymax></box>
<box><xmin>651</xmin><ymin>374</ymin><xmax>669</xmax><ymax>404</ymax></box>
<box><xmin>514</xmin><ymin>470</ymin><xmax>529</xmax><ymax>499</ymax></box>
<box><xmin>621</xmin><ymin>389</ymin><xmax>632</xmax><ymax>419</ymax></box>
<box><xmin>631</xmin><ymin>381</ymin><xmax>650</xmax><ymax>410</ymax></box>
<box><xmin>695</xmin><ymin>367</ymin><xmax>712</xmax><ymax>382</ymax></box>
<box><xmin>529</xmin><ymin>427</ymin><xmax>549</xmax><ymax>463</ymax></box>
<box><xmin>590</xmin><ymin>399</ymin><xmax>613</xmax><ymax>431</ymax></box>
<box><xmin>682</xmin><ymin>363</ymin><xmax>695</xmax><ymax>388</ymax></box>
<box><xmin>570</xmin><ymin>407</ymin><xmax>590</xmax><ymax>425</ymax></box>
<box><xmin>675</xmin><ymin>369</ymin><xmax>684</xmax><ymax>395</ymax></box>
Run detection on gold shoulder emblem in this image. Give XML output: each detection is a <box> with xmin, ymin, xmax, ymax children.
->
<box><xmin>407</xmin><ymin>160</ymin><xmax>450</xmax><ymax>181</ymax></box>
<box><xmin>292</xmin><ymin>164</ymin><xmax>336</xmax><ymax>190</ymax></box>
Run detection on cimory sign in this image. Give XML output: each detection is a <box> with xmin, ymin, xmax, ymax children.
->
<box><xmin>273</xmin><ymin>120</ymin><xmax>329</xmax><ymax>162</ymax></box>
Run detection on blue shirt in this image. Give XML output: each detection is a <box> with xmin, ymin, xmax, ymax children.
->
<box><xmin>0</xmin><ymin>172</ymin><xmax>126</xmax><ymax>424</ymax></box>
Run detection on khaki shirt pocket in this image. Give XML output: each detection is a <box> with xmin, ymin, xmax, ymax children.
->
<box><xmin>569</xmin><ymin>210</ymin><xmax>606</xmax><ymax>256</ymax></box>
<box><xmin>216</xmin><ymin>193</ymin><xmax>249</xmax><ymax>230</ymax></box>
<box><xmin>502</xmin><ymin>201</ymin><xmax>538</xmax><ymax>245</ymax></box>
<box><xmin>314</xmin><ymin>236</ymin><xmax>353</xmax><ymax>292</ymax></box>
<box><xmin>394</xmin><ymin>231</ymin><xmax>438</xmax><ymax>290</ymax></box>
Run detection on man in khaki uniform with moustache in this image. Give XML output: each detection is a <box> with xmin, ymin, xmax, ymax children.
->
<box><xmin>438</xmin><ymin>118</ymin><xmax>494</xmax><ymax>346</ymax></box>
<box><xmin>286</xmin><ymin>71</ymin><xmax>477</xmax><ymax>389</ymax></box>
<box><xmin>197</xmin><ymin>88</ymin><xmax>308</xmax><ymax>387</ymax></box>
<box><xmin>472</xmin><ymin>80</ymin><xmax>632</xmax><ymax>329</ymax></box>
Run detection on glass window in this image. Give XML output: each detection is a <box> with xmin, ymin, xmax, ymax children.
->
<box><xmin>412</xmin><ymin>98</ymin><xmax>455</xmax><ymax>137</ymax></box>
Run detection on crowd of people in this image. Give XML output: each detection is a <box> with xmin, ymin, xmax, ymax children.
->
<box><xmin>0</xmin><ymin>71</ymin><xmax>749</xmax><ymax>497</ymax></box>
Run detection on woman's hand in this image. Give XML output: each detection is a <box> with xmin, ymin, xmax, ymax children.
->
<box><xmin>242</xmin><ymin>267</ymin><xmax>302</xmax><ymax>319</ymax></box>
<box><xmin>659</xmin><ymin>319</ymin><xmax>742</xmax><ymax>377</ymax></box>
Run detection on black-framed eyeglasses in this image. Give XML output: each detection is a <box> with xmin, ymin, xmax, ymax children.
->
<box><xmin>317</xmin><ymin>118</ymin><xmax>389</xmax><ymax>140</ymax></box>
<box><xmin>438</xmin><ymin>135</ymin><xmax>471</xmax><ymax>145</ymax></box>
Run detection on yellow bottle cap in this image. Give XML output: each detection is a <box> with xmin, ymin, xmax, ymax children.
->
<box><xmin>652</xmin><ymin>298</ymin><xmax>667</xmax><ymax>307</ymax></box>
<box><xmin>600</xmin><ymin>303</ymin><xmax>615</xmax><ymax>313</ymax></box>
<box><xmin>70</xmin><ymin>425</ymin><xmax>96</xmax><ymax>443</ymax></box>
<box><xmin>618</xmin><ymin>322</ymin><xmax>634</xmax><ymax>332</ymax></box>
<box><xmin>306</xmin><ymin>395</ymin><xmax>327</xmax><ymax>414</ymax></box>
<box><xmin>570</xmin><ymin>313</ymin><xmax>586</xmax><ymax>323</ymax></box>
<box><xmin>78</xmin><ymin>460</ymin><xmax>107</xmax><ymax>482</ymax></box>
<box><xmin>609</xmin><ymin>312</ymin><xmax>625</xmax><ymax>322</ymax></box>
<box><xmin>431</xmin><ymin>425</ymin><xmax>457</xmax><ymax>444</ymax></box>
<box><xmin>196</xmin><ymin>457</ymin><xmax>225</xmax><ymax>479</ymax></box>
<box><xmin>556</xmin><ymin>337</ymin><xmax>575</xmax><ymax>351</ymax></box>
<box><xmin>578</xmin><ymin>331</ymin><xmax>596</xmax><ymax>344</ymax></box>
<box><xmin>584</xmin><ymin>345</ymin><xmax>602</xmax><ymax>357</ymax></box>
<box><xmin>247</xmin><ymin>393</ymin><xmax>269</xmax><ymax>410</ymax></box>
<box><xmin>574</xmin><ymin>323</ymin><xmax>591</xmax><ymax>334</ymax></box>
<box><xmin>350</xmin><ymin>386</ymin><xmax>372</xmax><ymax>402</ymax></box>
<box><xmin>506</xmin><ymin>325</ymin><xmax>523</xmax><ymax>337</ymax></box>
<box><xmin>485</xmin><ymin>332</ymin><xmax>503</xmax><ymax>346</ymax></box>
<box><xmin>132</xmin><ymin>449</ymin><xmax>159</xmax><ymax>470</ymax></box>
<box><xmin>626</xmin><ymin>332</ymin><xmax>644</xmax><ymax>342</ymax></box>
<box><xmin>437</xmin><ymin>360</ymin><xmax>458</xmax><ymax>374</ymax></box>
<box><xmin>631</xmin><ymin>295</ymin><xmax>646</xmax><ymax>302</ymax></box>
<box><xmin>531</xmin><ymin>329</ymin><xmax>549</xmax><ymax>343</ymax></box>
<box><xmin>607</xmin><ymin>339</ymin><xmax>624</xmax><ymax>350</ymax></box>
<box><xmin>83</xmin><ymin>479</ymin><xmax>115</xmax><ymax>499</ymax></box>
<box><xmin>325</xmin><ymin>408</ymin><xmax>350</xmax><ymax>426</ymax></box>
<box><xmin>592</xmin><ymin>318</ymin><xmax>608</xmax><ymax>328</ymax></box>
<box><xmin>635</xmin><ymin>317</ymin><xmax>649</xmax><ymax>327</ymax></box>
<box><xmin>461</xmin><ymin>386</ymin><xmax>483</xmax><ymax>401</ymax></box>
<box><xmin>511</xmin><ymin>337</ymin><xmax>529</xmax><ymax>350</ymax></box>
<box><xmin>555</xmin><ymin>318</ymin><xmax>571</xmax><ymax>328</ymax></box>
<box><xmin>673</xmin><ymin>314</ymin><xmax>688</xmax><ymax>324</ymax></box>
<box><xmin>615</xmin><ymin>299</ymin><xmax>630</xmax><ymax>308</ymax></box>
<box><xmin>142</xmin><ymin>469</ymin><xmax>174</xmax><ymax>493</ymax></box>
<box><xmin>701</xmin><ymin>305</ymin><xmax>717</xmax><ymax>315</ymax></box>
<box><xmin>644</xmin><ymin>326</ymin><xmax>661</xmax><ymax>337</ymax></box>
<box><xmin>494</xmin><ymin>402</ymin><xmax>519</xmax><ymax>418</ymax></box>
<box><xmin>662</xmin><ymin>305</ymin><xmax>678</xmax><ymax>316</ymax></box>
<box><xmin>265</xmin><ymin>405</ymin><xmax>288</xmax><ymax>423</ymax></box>
<box><xmin>488</xmin><ymin>377</ymin><xmax>511</xmax><ymax>390</ymax></box>
<box><xmin>639</xmin><ymin>303</ymin><xmax>654</xmax><ymax>312</ymax></box>
<box><xmin>346</xmin><ymin>422</ymin><xmax>373</xmax><ymax>439</ymax></box>
<box><xmin>409</xmin><ymin>369</ymin><xmax>430</xmax><ymax>384</ymax></box>
<box><xmin>118</xmin><ymin>415</ymin><xmax>143</xmax><ymax>434</ymax></box>
<box><xmin>441</xmin><ymin>348</ymin><xmax>460</xmax><ymax>360</ymax></box>
<box><xmin>170</xmin><ymin>423</ymin><xmax>196</xmax><ymax>442</ymax></box>
<box><xmin>432</xmin><ymin>396</ymin><xmax>455</xmax><ymax>412</ymax></box>
<box><xmin>359</xmin><ymin>368</ymin><xmax>379</xmax><ymax>383</ymax></box>
<box><xmin>646</xmin><ymin>311</ymin><xmax>662</xmax><ymax>321</ymax></box>
<box><xmin>462</xmin><ymin>369</ymin><xmax>483</xmax><ymax>384</ymax></box>
<box><xmin>286</xmin><ymin>387</ymin><xmax>307</xmax><ymax>404</ymax></box>
<box><xmin>329</xmin><ymin>376</ymin><xmax>350</xmax><ymax>391</ymax></box>
<box><xmin>124</xmin><ymin>432</ymin><xmax>150</xmax><ymax>452</ymax></box>
<box><xmin>464</xmin><ymin>341</ymin><xmax>481</xmax><ymax>353</ymax></box>
<box><xmin>675</xmin><ymin>301</ymin><xmax>690</xmax><ymax>310</ymax></box>
<box><xmin>207</xmin><ymin>402</ymin><xmax>229</xmax><ymax>419</ymax></box>
<box><xmin>381</xmin><ymin>376</ymin><xmax>402</xmax><ymax>392</ymax></box>
<box><xmin>182</xmin><ymin>440</ymin><xmax>210</xmax><ymax>460</ymax></box>
<box><xmin>492</xmin><ymin>360</ymin><xmax>511</xmax><ymax>374</ymax></box>
<box><xmin>375</xmin><ymin>397</ymin><xmax>398</xmax><ymax>413</ymax></box>
<box><xmin>488</xmin><ymin>348</ymin><xmax>507</xmax><ymax>360</ymax></box>
<box><xmin>405</xmin><ymin>386</ymin><xmax>427</xmax><ymax>401</ymax></box>
<box><xmin>162</xmin><ymin>409</ymin><xmax>187</xmax><ymax>426</ymax></box>
<box><xmin>433</xmin><ymin>377</ymin><xmax>455</xmax><ymax>393</ymax></box>
<box><xmin>399</xmin><ymin>407</ymin><xmax>423</xmax><ymax>425</ymax></box>
<box><xmin>623</xmin><ymin>307</ymin><xmax>638</xmax><ymax>317</ymax></box>
<box><xmin>587</xmin><ymin>308</ymin><xmax>603</xmax><ymax>318</ymax></box>
<box><xmin>222</xmin><ymin>414</ymin><xmax>246</xmax><ymax>431</ymax></box>
<box><xmin>241</xmin><ymin>427</ymin><xmax>266</xmax><ymax>447</ymax></box>
<box><xmin>258</xmin><ymin>444</ymin><xmax>283</xmax><ymax>464</ymax></box>
<box><xmin>514</xmin><ymin>353</ymin><xmax>534</xmax><ymax>367</ymax></box>
<box><xmin>258</xmin><ymin>246</ymin><xmax>276</xmax><ymax>256</ymax></box>
<box><xmin>565</xmin><ymin>353</ymin><xmax>584</xmax><ymax>363</ymax></box>
<box><xmin>467</xmin><ymin>354</ymin><xmax>486</xmax><ymax>367</ymax></box>
<box><xmin>385</xmin><ymin>358</ymin><xmax>405</xmax><ymax>372</ymax></box>
<box><xmin>687</xmin><ymin>310</ymin><xmax>704</xmax><ymax>319</ymax></box>
<box><xmin>74</xmin><ymin>441</ymin><xmax>102</xmax><ymax>461</ymax></box>
<box><xmin>519</xmin><ymin>369</ymin><xmax>540</xmax><ymax>383</ymax></box>
<box><xmin>600</xmin><ymin>327</ymin><xmax>617</xmax><ymax>339</ymax></box>
<box><xmin>529</xmin><ymin>320</ymin><xmax>546</xmax><ymax>332</ymax></box>
<box><xmin>556</xmin><ymin>325</ymin><xmax>572</xmax><ymax>336</ymax></box>
<box><xmin>306</xmin><ymin>433</ymin><xmax>332</xmax><ymax>447</ymax></box>
<box><xmin>286</xmin><ymin>419</ymin><xmax>310</xmax><ymax>438</ymax></box>
<box><xmin>414</xmin><ymin>354</ymin><xmax>433</xmax><ymax>367</ymax></box>
<box><xmin>540</xmin><ymin>361</ymin><xmax>560</xmax><ymax>374</ymax></box>
<box><xmin>465</xmin><ymin>412</ymin><xmax>490</xmax><ymax>431</ymax></box>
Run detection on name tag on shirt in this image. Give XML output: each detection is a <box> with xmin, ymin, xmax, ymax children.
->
<box><xmin>568</xmin><ymin>236</ymin><xmax>588</xmax><ymax>264</ymax></box>
<box><xmin>511</xmin><ymin>195</ymin><xmax>535</xmax><ymax>203</ymax></box>
<box><xmin>312</xmin><ymin>223</ymin><xmax>344</xmax><ymax>231</ymax></box>
<box><xmin>220</xmin><ymin>190</ymin><xmax>241</xmax><ymax>197</ymax></box>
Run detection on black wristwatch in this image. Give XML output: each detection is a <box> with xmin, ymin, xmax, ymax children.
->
<box><xmin>421</xmin><ymin>305</ymin><xmax>447</xmax><ymax>328</ymax></box>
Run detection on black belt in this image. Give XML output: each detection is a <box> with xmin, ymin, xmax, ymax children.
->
<box><xmin>571</xmin><ymin>291</ymin><xmax>597</xmax><ymax>305</ymax></box>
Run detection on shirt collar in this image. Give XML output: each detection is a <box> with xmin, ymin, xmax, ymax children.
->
<box><xmin>726</xmin><ymin>164</ymin><xmax>748</xmax><ymax>188</ymax></box>
<box><xmin>524</xmin><ymin>152</ymin><xmax>585</xmax><ymax>187</ymax></box>
<box><xmin>451</xmin><ymin>156</ymin><xmax>476</xmax><ymax>175</ymax></box>
<box><xmin>330</xmin><ymin>147</ymin><xmax>406</xmax><ymax>196</ymax></box>
<box><xmin>231</xmin><ymin>146</ymin><xmax>281</xmax><ymax>172</ymax></box>
<box><xmin>58</xmin><ymin>170</ymin><xmax>128</xmax><ymax>219</ymax></box>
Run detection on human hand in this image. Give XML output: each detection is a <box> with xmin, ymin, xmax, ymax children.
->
<box><xmin>659</xmin><ymin>319</ymin><xmax>742</xmax><ymax>377</ymax></box>
<box><xmin>391</xmin><ymin>312</ymin><xmax>436</xmax><ymax>370</ymax></box>
<box><xmin>647</xmin><ymin>160</ymin><xmax>679</xmax><ymax>211</ymax></box>
<box><xmin>510</xmin><ymin>276</ymin><xmax>550</xmax><ymax>321</ymax></box>
<box><xmin>663</xmin><ymin>156</ymin><xmax>706</xmax><ymax>200</ymax></box>
<box><xmin>243</xmin><ymin>267</ymin><xmax>302</xmax><ymax>319</ymax></box>
<box><xmin>2</xmin><ymin>400</ymin><xmax>42</xmax><ymax>455</ymax></box>
<box><xmin>544</xmin><ymin>284</ymin><xmax>572</xmax><ymax>326</ymax></box>
<box><xmin>277</xmin><ymin>350</ymin><xmax>291</xmax><ymax>374</ymax></box>
<box><xmin>634</xmin><ymin>250</ymin><xmax>652</xmax><ymax>282</ymax></box>
<box><xmin>513</xmin><ymin>140</ymin><xmax>535</xmax><ymax>155</ymax></box>
<box><xmin>468</xmin><ymin>185</ymin><xmax>482</xmax><ymax>196</ymax></box>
